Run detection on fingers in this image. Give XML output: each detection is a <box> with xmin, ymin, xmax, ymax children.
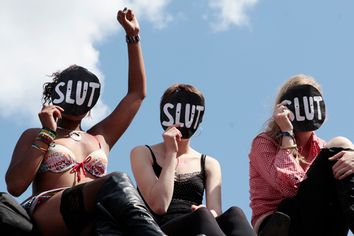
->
<box><xmin>328</xmin><ymin>151</ymin><xmax>345</xmax><ymax>161</ymax></box>
<box><xmin>275</xmin><ymin>103</ymin><xmax>289</xmax><ymax>114</ymax></box>
<box><xmin>117</xmin><ymin>8</ymin><xmax>134</xmax><ymax>24</ymax></box>
<box><xmin>191</xmin><ymin>204</ymin><xmax>198</xmax><ymax>211</ymax></box>
<box><xmin>191</xmin><ymin>204</ymin><xmax>205</xmax><ymax>211</ymax></box>
<box><xmin>273</xmin><ymin>103</ymin><xmax>293</xmax><ymax>131</ymax></box>
<box><xmin>333</xmin><ymin>166</ymin><xmax>353</xmax><ymax>180</ymax></box>
<box><xmin>39</xmin><ymin>105</ymin><xmax>63</xmax><ymax>130</ymax></box>
<box><xmin>331</xmin><ymin>152</ymin><xmax>354</xmax><ymax>179</ymax></box>
<box><xmin>117</xmin><ymin>7</ymin><xmax>139</xmax><ymax>36</ymax></box>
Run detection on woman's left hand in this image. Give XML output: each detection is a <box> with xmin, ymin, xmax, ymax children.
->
<box><xmin>117</xmin><ymin>8</ymin><xmax>140</xmax><ymax>36</ymax></box>
<box><xmin>329</xmin><ymin>151</ymin><xmax>354</xmax><ymax>180</ymax></box>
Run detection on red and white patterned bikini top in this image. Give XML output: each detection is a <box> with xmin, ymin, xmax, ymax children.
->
<box><xmin>39</xmin><ymin>138</ymin><xmax>108</xmax><ymax>182</ymax></box>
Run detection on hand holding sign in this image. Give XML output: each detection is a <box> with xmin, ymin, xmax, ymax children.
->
<box><xmin>117</xmin><ymin>8</ymin><xmax>140</xmax><ymax>37</ymax></box>
<box><xmin>273</xmin><ymin>102</ymin><xmax>293</xmax><ymax>132</ymax></box>
<box><xmin>163</xmin><ymin>126</ymin><xmax>182</xmax><ymax>155</ymax></box>
<box><xmin>38</xmin><ymin>105</ymin><xmax>64</xmax><ymax>131</ymax></box>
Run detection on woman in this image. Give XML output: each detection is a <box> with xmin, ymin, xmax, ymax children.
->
<box><xmin>249</xmin><ymin>74</ymin><xmax>354</xmax><ymax>236</ymax></box>
<box><xmin>130</xmin><ymin>83</ymin><xmax>256</xmax><ymax>236</ymax></box>
<box><xmin>5</xmin><ymin>8</ymin><xmax>163</xmax><ymax>236</ymax></box>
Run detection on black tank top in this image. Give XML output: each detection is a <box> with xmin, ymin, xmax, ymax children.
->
<box><xmin>144</xmin><ymin>145</ymin><xmax>206</xmax><ymax>226</ymax></box>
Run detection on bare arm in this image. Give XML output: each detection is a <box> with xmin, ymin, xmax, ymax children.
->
<box><xmin>6</xmin><ymin>105</ymin><xmax>63</xmax><ymax>196</ymax></box>
<box><xmin>204</xmin><ymin>156</ymin><xmax>222</xmax><ymax>216</ymax></box>
<box><xmin>131</xmin><ymin>146</ymin><xmax>177</xmax><ymax>215</ymax></box>
<box><xmin>90</xmin><ymin>9</ymin><xmax>146</xmax><ymax>150</ymax></box>
<box><xmin>6</xmin><ymin>128</ymin><xmax>43</xmax><ymax>196</ymax></box>
<box><xmin>130</xmin><ymin>127</ymin><xmax>182</xmax><ymax>215</ymax></box>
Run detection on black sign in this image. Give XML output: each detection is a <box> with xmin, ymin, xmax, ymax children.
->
<box><xmin>52</xmin><ymin>66</ymin><xmax>101</xmax><ymax>116</ymax></box>
<box><xmin>160</xmin><ymin>90</ymin><xmax>204</xmax><ymax>139</ymax></box>
<box><xmin>280</xmin><ymin>84</ymin><xmax>326</xmax><ymax>131</ymax></box>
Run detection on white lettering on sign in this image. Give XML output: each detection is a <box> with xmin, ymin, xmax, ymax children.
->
<box><xmin>162</xmin><ymin>103</ymin><xmax>205</xmax><ymax>128</ymax></box>
<box><xmin>282</xmin><ymin>96</ymin><xmax>323</xmax><ymax>121</ymax></box>
<box><xmin>52</xmin><ymin>80</ymin><xmax>100</xmax><ymax>107</ymax></box>
<box><xmin>53</xmin><ymin>82</ymin><xmax>65</xmax><ymax>104</ymax></box>
<box><xmin>76</xmin><ymin>81</ymin><xmax>88</xmax><ymax>106</ymax></box>
<box><xmin>87</xmin><ymin>82</ymin><xmax>100</xmax><ymax>107</ymax></box>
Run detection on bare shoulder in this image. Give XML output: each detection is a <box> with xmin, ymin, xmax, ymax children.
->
<box><xmin>130</xmin><ymin>144</ymin><xmax>154</xmax><ymax>163</ymax></box>
<box><xmin>204</xmin><ymin>155</ymin><xmax>220</xmax><ymax>165</ymax></box>
<box><xmin>204</xmin><ymin>155</ymin><xmax>221</xmax><ymax>171</ymax></box>
<box><xmin>131</xmin><ymin>145</ymin><xmax>149</xmax><ymax>156</ymax></box>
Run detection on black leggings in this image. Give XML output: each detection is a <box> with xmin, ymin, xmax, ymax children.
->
<box><xmin>161</xmin><ymin>206</ymin><xmax>256</xmax><ymax>236</ymax></box>
<box><xmin>273</xmin><ymin>147</ymin><xmax>354</xmax><ymax>236</ymax></box>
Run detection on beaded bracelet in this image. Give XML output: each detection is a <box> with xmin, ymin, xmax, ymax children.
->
<box><xmin>36</xmin><ymin>128</ymin><xmax>57</xmax><ymax>146</ymax></box>
<box><xmin>41</xmin><ymin>127</ymin><xmax>57</xmax><ymax>139</ymax></box>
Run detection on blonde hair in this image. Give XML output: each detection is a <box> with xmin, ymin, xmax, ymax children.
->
<box><xmin>265</xmin><ymin>74</ymin><xmax>322</xmax><ymax>162</ymax></box>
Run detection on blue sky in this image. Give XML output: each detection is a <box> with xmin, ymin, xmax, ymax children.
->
<box><xmin>1</xmin><ymin>1</ymin><xmax>354</xmax><ymax>234</ymax></box>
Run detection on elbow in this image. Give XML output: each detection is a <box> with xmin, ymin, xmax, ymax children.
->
<box><xmin>133</xmin><ymin>87</ymin><xmax>146</xmax><ymax>101</ymax></box>
<box><xmin>137</xmin><ymin>91</ymin><xmax>146</xmax><ymax>101</ymax></box>
<box><xmin>150</xmin><ymin>202</ymin><xmax>168</xmax><ymax>215</ymax></box>
<box><xmin>5</xmin><ymin>175</ymin><xmax>25</xmax><ymax>197</ymax></box>
<box><xmin>6</xmin><ymin>184</ymin><xmax>23</xmax><ymax>197</ymax></box>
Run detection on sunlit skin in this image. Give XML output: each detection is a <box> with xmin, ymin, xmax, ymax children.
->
<box><xmin>5</xmin><ymin>8</ymin><xmax>146</xmax><ymax>236</ymax></box>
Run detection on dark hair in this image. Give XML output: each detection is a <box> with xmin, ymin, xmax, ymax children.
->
<box><xmin>42</xmin><ymin>65</ymin><xmax>96</xmax><ymax>105</ymax></box>
<box><xmin>160</xmin><ymin>83</ymin><xmax>205</xmax><ymax>111</ymax></box>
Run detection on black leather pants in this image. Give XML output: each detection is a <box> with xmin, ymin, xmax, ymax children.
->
<box><xmin>93</xmin><ymin>172</ymin><xmax>164</xmax><ymax>236</ymax></box>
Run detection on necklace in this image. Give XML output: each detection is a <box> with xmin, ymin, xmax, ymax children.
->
<box><xmin>57</xmin><ymin>127</ymin><xmax>85</xmax><ymax>142</ymax></box>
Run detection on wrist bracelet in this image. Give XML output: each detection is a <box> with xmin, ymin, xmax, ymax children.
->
<box><xmin>280</xmin><ymin>131</ymin><xmax>294</xmax><ymax>138</ymax></box>
<box><xmin>36</xmin><ymin>128</ymin><xmax>56</xmax><ymax>146</ymax></box>
<box><xmin>32</xmin><ymin>143</ymin><xmax>48</xmax><ymax>153</ymax></box>
<box><xmin>126</xmin><ymin>34</ymin><xmax>140</xmax><ymax>44</ymax></box>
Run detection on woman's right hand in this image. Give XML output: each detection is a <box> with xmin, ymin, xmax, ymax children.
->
<box><xmin>273</xmin><ymin>102</ymin><xmax>293</xmax><ymax>132</ymax></box>
<box><xmin>117</xmin><ymin>8</ymin><xmax>140</xmax><ymax>36</ymax></box>
<box><xmin>38</xmin><ymin>105</ymin><xmax>63</xmax><ymax>131</ymax></box>
<box><xmin>162</xmin><ymin>126</ymin><xmax>182</xmax><ymax>155</ymax></box>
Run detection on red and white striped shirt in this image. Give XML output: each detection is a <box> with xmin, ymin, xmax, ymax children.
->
<box><xmin>248</xmin><ymin>132</ymin><xmax>325</xmax><ymax>232</ymax></box>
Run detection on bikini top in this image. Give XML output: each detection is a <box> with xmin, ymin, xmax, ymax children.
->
<box><xmin>39</xmin><ymin>136</ymin><xmax>108</xmax><ymax>182</ymax></box>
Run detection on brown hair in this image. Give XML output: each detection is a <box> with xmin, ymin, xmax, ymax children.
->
<box><xmin>160</xmin><ymin>83</ymin><xmax>205</xmax><ymax>111</ymax></box>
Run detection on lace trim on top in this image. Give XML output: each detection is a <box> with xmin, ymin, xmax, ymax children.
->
<box><xmin>174</xmin><ymin>171</ymin><xmax>202</xmax><ymax>182</ymax></box>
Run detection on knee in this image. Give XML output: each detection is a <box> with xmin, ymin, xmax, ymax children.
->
<box><xmin>226</xmin><ymin>206</ymin><xmax>244</xmax><ymax>215</ymax></box>
<box><xmin>99</xmin><ymin>172</ymin><xmax>134</xmax><ymax>194</ymax></box>
<box><xmin>325</xmin><ymin>136</ymin><xmax>354</xmax><ymax>149</ymax></box>
<box><xmin>223</xmin><ymin>206</ymin><xmax>246</xmax><ymax>218</ymax></box>
<box><xmin>194</xmin><ymin>207</ymin><xmax>214</xmax><ymax>219</ymax></box>
<box><xmin>105</xmin><ymin>172</ymin><xmax>133</xmax><ymax>184</ymax></box>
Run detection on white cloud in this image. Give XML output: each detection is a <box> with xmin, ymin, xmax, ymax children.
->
<box><xmin>130</xmin><ymin>0</ymin><xmax>173</xmax><ymax>29</ymax></box>
<box><xmin>207</xmin><ymin>0</ymin><xmax>258</xmax><ymax>31</ymax></box>
<box><xmin>0</xmin><ymin>0</ymin><xmax>257</xmax><ymax>126</ymax></box>
<box><xmin>0</xmin><ymin>0</ymin><xmax>172</xmax><ymax>125</ymax></box>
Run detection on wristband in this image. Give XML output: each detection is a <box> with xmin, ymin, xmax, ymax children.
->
<box><xmin>280</xmin><ymin>131</ymin><xmax>294</xmax><ymax>139</ymax></box>
<box><xmin>126</xmin><ymin>34</ymin><xmax>140</xmax><ymax>44</ymax></box>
